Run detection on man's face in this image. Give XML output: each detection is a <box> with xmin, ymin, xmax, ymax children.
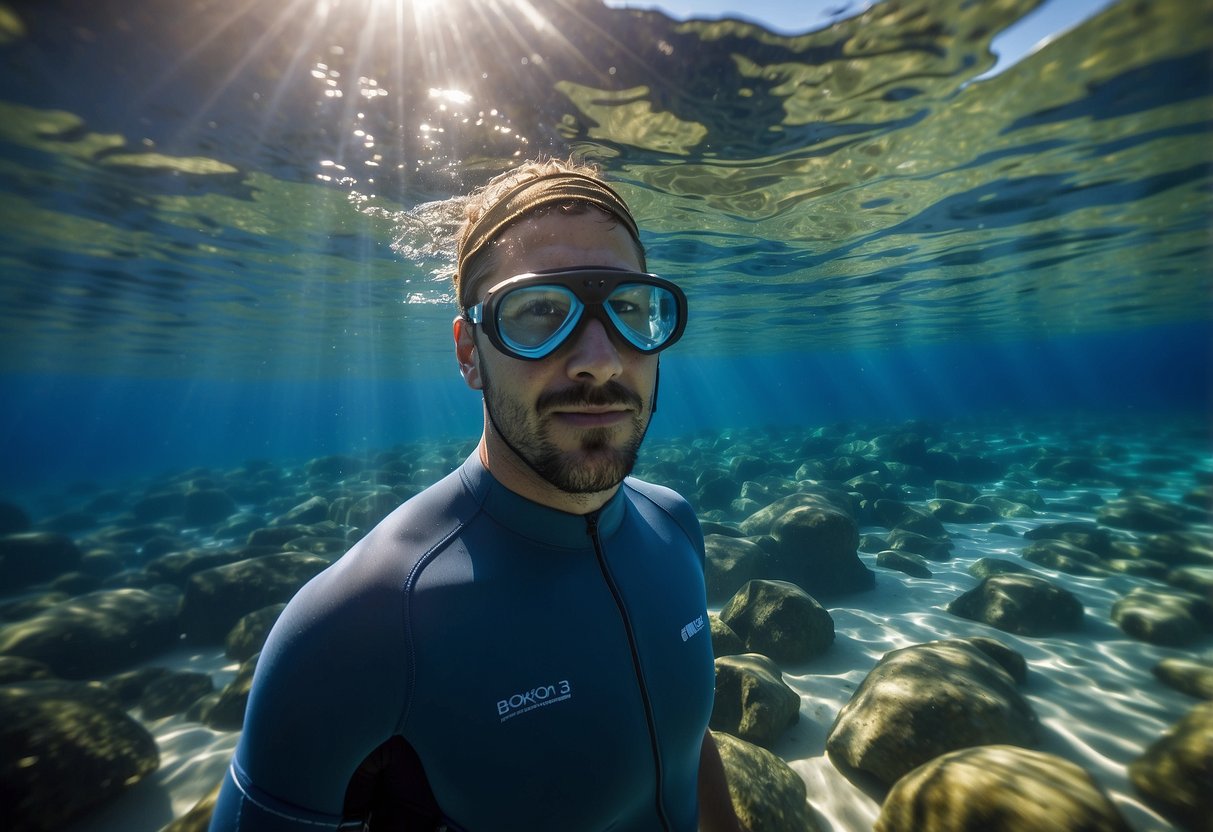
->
<box><xmin>458</xmin><ymin>209</ymin><xmax>658</xmax><ymax>495</ymax></box>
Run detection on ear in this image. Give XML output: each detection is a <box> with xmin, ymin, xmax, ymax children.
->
<box><xmin>453</xmin><ymin>316</ymin><xmax>484</xmax><ymax>390</ymax></box>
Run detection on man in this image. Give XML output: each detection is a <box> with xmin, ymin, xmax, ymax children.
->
<box><xmin>210</xmin><ymin>158</ymin><xmax>739</xmax><ymax>831</ymax></box>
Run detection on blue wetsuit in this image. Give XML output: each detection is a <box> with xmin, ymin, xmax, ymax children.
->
<box><xmin>209</xmin><ymin>453</ymin><xmax>716</xmax><ymax>831</ymax></box>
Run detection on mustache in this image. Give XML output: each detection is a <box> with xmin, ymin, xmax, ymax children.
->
<box><xmin>538</xmin><ymin>381</ymin><xmax>643</xmax><ymax>413</ymax></box>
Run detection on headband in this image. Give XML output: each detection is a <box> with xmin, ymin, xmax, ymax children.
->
<box><xmin>457</xmin><ymin>172</ymin><xmax>641</xmax><ymax>307</ymax></box>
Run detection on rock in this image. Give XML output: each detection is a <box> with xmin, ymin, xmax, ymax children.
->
<box><xmin>0</xmin><ymin>592</ymin><xmax>69</xmax><ymax>623</ymax></box>
<box><xmin>1145</xmin><ymin>532</ymin><xmax>1213</xmax><ymax>567</ymax></box>
<box><xmin>0</xmin><ymin>588</ymin><xmax>182</xmax><ymax>679</ymax></box>
<box><xmin>225</xmin><ymin>603</ymin><xmax>287</xmax><ymax>661</ymax></box>
<box><xmin>964</xmin><ymin>637</ymin><xmax>1028</xmax><ymax>685</ymax></box>
<box><xmin>1168</xmin><ymin>566</ymin><xmax>1213</xmax><ymax>603</ymax></box>
<box><xmin>204</xmin><ymin>652</ymin><xmax>259</xmax><ymax>730</ymax></box>
<box><xmin>1023</xmin><ymin>521</ymin><xmax>1114</xmax><ymax>556</ymax></box>
<box><xmin>948</xmin><ymin>574</ymin><xmax>1084</xmax><ymax>636</ymax></box>
<box><xmin>78</xmin><ymin>549</ymin><xmax>124</xmax><ymax>579</ymax></box>
<box><xmin>973</xmin><ymin>496</ymin><xmax>1035</xmax><ymax>519</ymax></box>
<box><xmin>104</xmin><ymin>666</ymin><xmax>176</xmax><ymax>708</ymax></box>
<box><xmin>0</xmin><ymin>656</ymin><xmax>54</xmax><ymax>684</ymax></box>
<box><xmin>709</xmin><ymin>613</ymin><xmax>746</xmax><ymax>658</ymax></box>
<box><xmin>1022</xmin><ymin>539</ymin><xmax>1105</xmax><ymax>576</ymax></box>
<box><xmin>1098</xmin><ymin>494</ymin><xmax>1195</xmax><ymax>532</ymax></box>
<box><xmin>886</xmin><ymin>528</ymin><xmax>953</xmax><ymax>562</ymax></box>
<box><xmin>0</xmin><ymin>679</ymin><xmax>159</xmax><ymax>830</ymax></box>
<box><xmin>140</xmin><ymin>671</ymin><xmax>215</xmax><ymax>719</ymax></box>
<box><xmin>739</xmin><ymin>492</ymin><xmax>852</xmax><ymax>537</ymax></box>
<box><xmin>873</xmin><ymin>500</ymin><xmax>948</xmax><ymax>538</ymax></box>
<box><xmin>145</xmin><ymin>548</ymin><xmax>248</xmax><ymax>587</ymax></box>
<box><xmin>1128</xmin><ymin>701</ymin><xmax>1213</xmax><ymax>832</ymax></box>
<box><xmin>0</xmin><ymin>501</ymin><xmax>32</xmax><ymax>534</ymax></box>
<box><xmin>928</xmin><ymin>499</ymin><xmax>998</xmax><ymax>524</ymax></box>
<box><xmin>0</xmin><ymin>532</ymin><xmax>83</xmax><ymax>593</ymax></box>
<box><xmin>1111</xmin><ymin>587</ymin><xmax>1213</xmax><ymax>646</ymax></box>
<box><xmin>1153</xmin><ymin>658</ymin><xmax>1213</xmax><ymax>700</ymax></box>
<box><xmin>720</xmin><ymin>580</ymin><xmax>834</xmax><ymax>665</ymax></box>
<box><xmin>768</xmin><ymin>504</ymin><xmax>873</xmax><ymax>597</ymax></box>
<box><xmin>826</xmin><ymin>640</ymin><xmax>1039</xmax><ymax>788</ymax></box>
<box><xmin>986</xmin><ymin>523</ymin><xmax>1021</xmax><ymax>536</ymax></box>
<box><xmin>712</xmin><ymin>731</ymin><xmax>821</xmax><ymax>832</ymax></box>
<box><xmin>934</xmin><ymin>480</ymin><xmax>979</xmax><ymax>503</ymax></box>
<box><xmin>131</xmin><ymin>489</ymin><xmax>186</xmax><ymax>522</ymax></box>
<box><xmin>183</xmin><ymin>489</ymin><xmax>239</xmax><ymax>527</ymax></box>
<box><xmin>704</xmin><ymin>535</ymin><xmax>770</xmax><ymax>605</ymax></box>
<box><xmin>50</xmin><ymin>571</ymin><xmax>101</xmax><ymax>596</ymax></box>
<box><xmin>876</xmin><ymin>550</ymin><xmax>932</xmax><ymax>579</ymax></box>
<box><xmin>968</xmin><ymin>558</ymin><xmax>1033</xmax><ymax>579</ymax></box>
<box><xmin>711</xmin><ymin>653</ymin><xmax>800</xmax><ymax>748</ymax></box>
<box><xmin>180</xmin><ymin>552</ymin><xmax>328</xmax><ymax>643</ymax></box>
<box><xmin>858</xmin><ymin>533</ymin><xmax>889</xmax><ymax>553</ymax></box>
<box><xmin>1106</xmin><ymin>559</ymin><xmax>1170</xmax><ymax>579</ymax></box>
<box><xmin>271</xmin><ymin>496</ymin><xmax>330</xmax><ymax>527</ymax></box>
<box><xmin>876</xmin><ymin>745</ymin><xmax>1131</xmax><ymax>832</ymax></box>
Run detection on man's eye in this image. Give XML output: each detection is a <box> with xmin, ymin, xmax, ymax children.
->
<box><xmin>609</xmin><ymin>299</ymin><xmax>640</xmax><ymax>315</ymax></box>
<box><xmin>517</xmin><ymin>300</ymin><xmax>565</xmax><ymax>318</ymax></box>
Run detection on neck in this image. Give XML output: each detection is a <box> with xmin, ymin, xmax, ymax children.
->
<box><xmin>477</xmin><ymin>411</ymin><xmax>619</xmax><ymax>515</ymax></box>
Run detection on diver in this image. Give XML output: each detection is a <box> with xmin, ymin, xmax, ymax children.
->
<box><xmin>208</xmin><ymin>157</ymin><xmax>741</xmax><ymax>832</ymax></box>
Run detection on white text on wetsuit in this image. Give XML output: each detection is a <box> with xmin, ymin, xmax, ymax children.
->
<box><xmin>496</xmin><ymin>680</ymin><xmax>572</xmax><ymax>722</ymax></box>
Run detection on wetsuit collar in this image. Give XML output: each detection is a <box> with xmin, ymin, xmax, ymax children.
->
<box><xmin>460</xmin><ymin>453</ymin><xmax>626</xmax><ymax>547</ymax></box>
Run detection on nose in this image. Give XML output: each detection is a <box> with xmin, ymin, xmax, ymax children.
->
<box><xmin>565</xmin><ymin>317</ymin><xmax>624</xmax><ymax>384</ymax></box>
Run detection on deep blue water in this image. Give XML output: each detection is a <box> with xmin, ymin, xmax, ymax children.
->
<box><xmin>4</xmin><ymin>321</ymin><xmax>1208</xmax><ymax>501</ymax></box>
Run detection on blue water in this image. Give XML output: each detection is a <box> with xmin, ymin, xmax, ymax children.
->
<box><xmin>4</xmin><ymin>322</ymin><xmax>1209</xmax><ymax>499</ymax></box>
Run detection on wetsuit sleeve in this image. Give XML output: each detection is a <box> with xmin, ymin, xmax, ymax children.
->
<box><xmin>208</xmin><ymin>539</ymin><xmax>411</xmax><ymax>831</ymax></box>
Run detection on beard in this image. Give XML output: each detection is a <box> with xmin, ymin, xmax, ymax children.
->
<box><xmin>482</xmin><ymin>373</ymin><xmax>650</xmax><ymax>494</ymax></box>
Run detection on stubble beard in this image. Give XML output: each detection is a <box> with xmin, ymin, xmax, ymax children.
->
<box><xmin>482</xmin><ymin>375</ymin><xmax>649</xmax><ymax>494</ymax></box>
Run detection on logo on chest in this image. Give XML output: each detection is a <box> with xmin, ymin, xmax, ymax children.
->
<box><xmin>495</xmin><ymin>679</ymin><xmax>573</xmax><ymax>723</ymax></box>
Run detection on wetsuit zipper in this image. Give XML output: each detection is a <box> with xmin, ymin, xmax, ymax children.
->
<box><xmin>586</xmin><ymin>511</ymin><xmax>672</xmax><ymax>832</ymax></box>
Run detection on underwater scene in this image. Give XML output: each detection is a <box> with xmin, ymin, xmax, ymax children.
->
<box><xmin>1</xmin><ymin>0</ymin><xmax>1211</xmax><ymax>830</ymax></box>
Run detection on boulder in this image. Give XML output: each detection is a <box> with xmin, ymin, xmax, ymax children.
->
<box><xmin>928</xmin><ymin>499</ymin><xmax>997</xmax><ymax>524</ymax></box>
<box><xmin>1098</xmin><ymin>494</ymin><xmax>1195</xmax><ymax>532</ymax></box>
<box><xmin>104</xmin><ymin>666</ymin><xmax>176</xmax><ymax>708</ymax></box>
<box><xmin>712</xmin><ymin>731</ymin><xmax>822</xmax><ymax>832</ymax></box>
<box><xmin>140</xmin><ymin>671</ymin><xmax>215</xmax><ymax>719</ymax></box>
<box><xmin>887</xmin><ymin>528</ymin><xmax>953</xmax><ymax>562</ymax></box>
<box><xmin>271</xmin><ymin>496</ymin><xmax>330</xmax><ymax>527</ymax></box>
<box><xmin>876</xmin><ymin>745</ymin><xmax>1131</xmax><ymax>832</ymax></box>
<box><xmin>1111</xmin><ymin>587</ymin><xmax>1213</xmax><ymax>646</ymax></box>
<box><xmin>720</xmin><ymin>580</ymin><xmax>834</xmax><ymax>665</ymax></box>
<box><xmin>0</xmin><ymin>656</ymin><xmax>54</xmax><ymax>684</ymax></box>
<box><xmin>972</xmin><ymin>496</ymin><xmax>1035</xmax><ymax>519</ymax></box>
<box><xmin>739</xmin><ymin>492</ymin><xmax>852</xmax><ymax>537</ymax></box>
<box><xmin>711</xmin><ymin>653</ymin><xmax>800</xmax><ymax>748</ymax></box>
<box><xmin>225</xmin><ymin>603</ymin><xmax>287</xmax><ymax>661</ymax></box>
<box><xmin>0</xmin><ymin>588</ymin><xmax>181</xmax><ymax>679</ymax></box>
<box><xmin>968</xmin><ymin>558</ymin><xmax>1033</xmax><ymax>579</ymax></box>
<box><xmin>1023</xmin><ymin>521</ymin><xmax>1113</xmax><ymax>557</ymax></box>
<box><xmin>934</xmin><ymin>480</ymin><xmax>979</xmax><ymax>503</ymax></box>
<box><xmin>131</xmin><ymin>489</ymin><xmax>186</xmax><ymax>522</ymax></box>
<box><xmin>709</xmin><ymin>613</ymin><xmax>746</xmax><ymax>658</ymax></box>
<box><xmin>0</xmin><ymin>501</ymin><xmax>31</xmax><ymax>534</ymax></box>
<box><xmin>1168</xmin><ymin>566</ymin><xmax>1213</xmax><ymax>603</ymax></box>
<box><xmin>0</xmin><ymin>679</ymin><xmax>159</xmax><ymax>830</ymax></box>
<box><xmin>704</xmin><ymin>535</ymin><xmax>770</xmax><ymax>605</ymax></box>
<box><xmin>0</xmin><ymin>532</ymin><xmax>83</xmax><ymax>593</ymax></box>
<box><xmin>145</xmin><ymin>548</ymin><xmax>248</xmax><ymax>587</ymax></box>
<box><xmin>1153</xmin><ymin>658</ymin><xmax>1213</xmax><ymax>700</ymax></box>
<box><xmin>1022</xmin><ymin>539</ymin><xmax>1105</xmax><ymax>576</ymax></box>
<box><xmin>948</xmin><ymin>575</ymin><xmax>1083</xmax><ymax>637</ymax></box>
<box><xmin>873</xmin><ymin>500</ymin><xmax>948</xmax><ymax>538</ymax></box>
<box><xmin>182</xmin><ymin>488</ymin><xmax>238</xmax><ymax>527</ymax></box>
<box><xmin>964</xmin><ymin>636</ymin><xmax>1028</xmax><ymax>685</ymax></box>
<box><xmin>180</xmin><ymin>553</ymin><xmax>328</xmax><ymax>643</ymax></box>
<box><xmin>1144</xmin><ymin>532</ymin><xmax>1213</xmax><ymax>568</ymax></box>
<box><xmin>768</xmin><ymin>504</ymin><xmax>873</xmax><ymax>597</ymax></box>
<box><xmin>826</xmin><ymin>640</ymin><xmax>1040</xmax><ymax>787</ymax></box>
<box><xmin>876</xmin><ymin>550</ymin><xmax>932</xmax><ymax>579</ymax></box>
<box><xmin>1128</xmin><ymin>701</ymin><xmax>1213</xmax><ymax>832</ymax></box>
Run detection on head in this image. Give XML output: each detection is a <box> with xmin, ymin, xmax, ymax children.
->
<box><xmin>452</xmin><ymin>159</ymin><xmax>682</xmax><ymax>507</ymax></box>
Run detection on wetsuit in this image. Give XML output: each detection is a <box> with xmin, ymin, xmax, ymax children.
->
<box><xmin>209</xmin><ymin>452</ymin><xmax>716</xmax><ymax>832</ymax></box>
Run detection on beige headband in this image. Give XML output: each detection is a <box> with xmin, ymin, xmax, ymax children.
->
<box><xmin>456</xmin><ymin>172</ymin><xmax>641</xmax><ymax>307</ymax></box>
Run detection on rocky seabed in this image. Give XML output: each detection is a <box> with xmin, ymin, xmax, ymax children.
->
<box><xmin>1</xmin><ymin>417</ymin><xmax>1211</xmax><ymax>832</ymax></box>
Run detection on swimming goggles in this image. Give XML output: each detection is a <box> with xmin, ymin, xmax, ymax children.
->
<box><xmin>463</xmin><ymin>267</ymin><xmax>687</xmax><ymax>361</ymax></box>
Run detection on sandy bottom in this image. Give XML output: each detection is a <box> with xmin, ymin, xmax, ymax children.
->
<box><xmin>66</xmin><ymin>492</ymin><xmax>1207</xmax><ymax>832</ymax></box>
